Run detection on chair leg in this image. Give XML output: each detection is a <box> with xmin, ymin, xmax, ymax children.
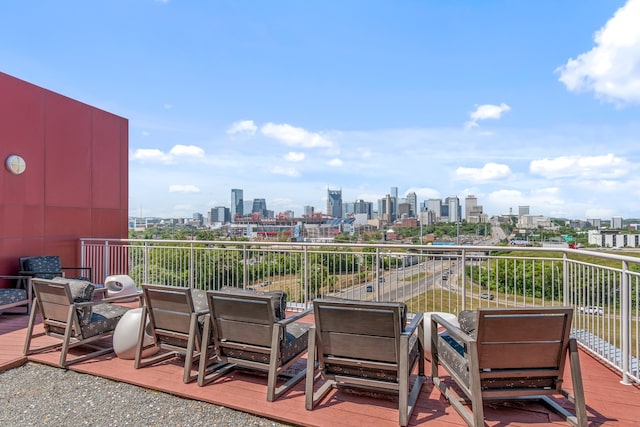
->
<box><xmin>23</xmin><ymin>298</ymin><xmax>40</xmax><ymax>355</ymax></box>
<box><xmin>134</xmin><ymin>306</ymin><xmax>149</xmax><ymax>369</ymax></box>
<box><xmin>59</xmin><ymin>307</ymin><xmax>77</xmax><ymax>367</ymax></box>
<box><xmin>197</xmin><ymin>318</ymin><xmax>232</xmax><ymax>387</ymax></box>
<box><xmin>266</xmin><ymin>325</ymin><xmax>282</xmax><ymax>402</ymax></box>
<box><xmin>305</xmin><ymin>325</ymin><xmax>317</xmax><ymax>410</ymax></box>
<box><xmin>182</xmin><ymin>314</ymin><xmax>199</xmax><ymax>384</ymax></box>
<box><xmin>568</xmin><ymin>338</ymin><xmax>588</xmax><ymax>427</ymax></box>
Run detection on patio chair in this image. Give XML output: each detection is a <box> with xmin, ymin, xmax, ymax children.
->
<box><xmin>431</xmin><ymin>307</ymin><xmax>587</xmax><ymax>427</ymax></box>
<box><xmin>197</xmin><ymin>289</ymin><xmax>312</xmax><ymax>402</ymax></box>
<box><xmin>134</xmin><ymin>284</ymin><xmax>212</xmax><ymax>384</ymax></box>
<box><xmin>19</xmin><ymin>255</ymin><xmax>93</xmax><ymax>282</ymax></box>
<box><xmin>305</xmin><ymin>298</ymin><xmax>425</xmax><ymax>427</ymax></box>
<box><xmin>23</xmin><ymin>277</ymin><xmax>132</xmax><ymax>367</ymax></box>
<box><xmin>0</xmin><ymin>275</ymin><xmax>31</xmax><ymax>314</ymax></box>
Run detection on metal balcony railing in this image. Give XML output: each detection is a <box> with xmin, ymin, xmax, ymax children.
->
<box><xmin>80</xmin><ymin>238</ymin><xmax>639</xmax><ymax>386</ymax></box>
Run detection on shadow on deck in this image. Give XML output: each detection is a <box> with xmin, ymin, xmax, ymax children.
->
<box><xmin>1</xmin><ymin>306</ymin><xmax>639</xmax><ymax>426</ymax></box>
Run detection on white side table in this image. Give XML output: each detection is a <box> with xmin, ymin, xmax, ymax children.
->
<box><xmin>105</xmin><ymin>275</ymin><xmax>138</xmax><ymax>302</ymax></box>
<box><xmin>113</xmin><ymin>307</ymin><xmax>158</xmax><ymax>360</ymax></box>
<box><xmin>424</xmin><ymin>311</ymin><xmax>459</xmax><ymax>358</ymax></box>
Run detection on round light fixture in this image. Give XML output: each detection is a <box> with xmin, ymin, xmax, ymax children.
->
<box><xmin>5</xmin><ymin>155</ymin><xmax>27</xmax><ymax>175</ymax></box>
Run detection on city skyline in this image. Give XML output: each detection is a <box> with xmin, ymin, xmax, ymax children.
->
<box><xmin>3</xmin><ymin>1</ymin><xmax>640</xmax><ymax>219</ymax></box>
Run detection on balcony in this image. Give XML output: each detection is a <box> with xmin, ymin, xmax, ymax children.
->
<box><xmin>1</xmin><ymin>239</ymin><xmax>639</xmax><ymax>425</ymax></box>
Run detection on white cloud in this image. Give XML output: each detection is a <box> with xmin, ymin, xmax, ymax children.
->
<box><xmin>270</xmin><ymin>166</ymin><xmax>300</xmax><ymax>177</ymax></box>
<box><xmin>261</xmin><ymin>122</ymin><xmax>333</xmax><ymax>148</ymax></box>
<box><xmin>226</xmin><ymin>120</ymin><xmax>257</xmax><ymax>136</ymax></box>
<box><xmin>327</xmin><ymin>158</ymin><xmax>343</xmax><ymax>167</ymax></box>
<box><xmin>530</xmin><ymin>153</ymin><xmax>630</xmax><ymax>179</ymax></box>
<box><xmin>131</xmin><ymin>148</ymin><xmax>173</xmax><ymax>163</ymax></box>
<box><xmin>163</xmin><ymin>104</ymin><xmax>173</xmax><ymax>109</ymax></box>
<box><xmin>284</xmin><ymin>152</ymin><xmax>305</xmax><ymax>162</ymax></box>
<box><xmin>169</xmin><ymin>184</ymin><xmax>200</xmax><ymax>193</ymax></box>
<box><xmin>465</xmin><ymin>103</ymin><xmax>511</xmax><ymax>128</ymax></box>
<box><xmin>131</xmin><ymin>145</ymin><xmax>205</xmax><ymax>164</ymax></box>
<box><xmin>556</xmin><ymin>0</ymin><xmax>640</xmax><ymax>105</ymax></box>
<box><xmin>455</xmin><ymin>163</ymin><xmax>512</xmax><ymax>181</ymax></box>
<box><xmin>169</xmin><ymin>144</ymin><xmax>205</xmax><ymax>157</ymax></box>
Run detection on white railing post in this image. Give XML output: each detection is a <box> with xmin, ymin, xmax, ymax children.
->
<box><xmin>143</xmin><ymin>241</ymin><xmax>150</xmax><ymax>285</ymax></box>
<box><xmin>80</xmin><ymin>239</ymin><xmax>86</xmax><ymax>271</ymax></box>
<box><xmin>562</xmin><ymin>252</ymin><xmax>569</xmax><ymax>306</ymax></box>
<box><xmin>189</xmin><ymin>242</ymin><xmax>195</xmax><ymax>289</ymax></box>
<box><xmin>243</xmin><ymin>245</ymin><xmax>249</xmax><ymax>289</ymax></box>
<box><xmin>461</xmin><ymin>248</ymin><xmax>467</xmax><ymax>310</ymax></box>
<box><xmin>103</xmin><ymin>241</ymin><xmax>110</xmax><ymax>282</ymax></box>
<box><xmin>375</xmin><ymin>247</ymin><xmax>381</xmax><ymax>302</ymax></box>
<box><xmin>620</xmin><ymin>260</ymin><xmax>631</xmax><ymax>385</ymax></box>
<box><xmin>303</xmin><ymin>245</ymin><xmax>309</xmax><ymax>306</ymax></box>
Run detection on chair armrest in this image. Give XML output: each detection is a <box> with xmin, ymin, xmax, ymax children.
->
<box><xmin>431</xmin><ymin>313</ymin><xmax>474</xmax><ymax>345</ymax></box>
<box><xmin>61</xmin><ymin>267</ymin><xmax>93</xmax><ymax>280</ymax></box>
<box><xmin>404</xmin><ymin>312</ymin><xmax>424</xmax><ymax>336</ymax></box>
<box><xmin>279</xmin><ymin>306</ymin><xmax>313</xmax><ymax>326</ymax></box>
<box><xmin>19</xmin><ymin>270</ymin><xmax>63</xmax><ymax>277</ymax></box>
<box><xmin>98</xmin><ymin>291</ymin><xmax>143</xmax><ymax>305</ymax></box>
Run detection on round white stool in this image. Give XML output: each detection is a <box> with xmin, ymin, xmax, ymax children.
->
<box><xmin>105</xmin><ymin>274</ymin><xmax>138</xmax><ymax>302</ymax></box>
<box><xmin>423</xmin><ymin>311</ymin><xmax>459</xmax><ymax>358</ymax></box>
<box><xmin>113</xmin><ymin>307</ymin><xmax>159</xmax><ymax>360</ymax></box>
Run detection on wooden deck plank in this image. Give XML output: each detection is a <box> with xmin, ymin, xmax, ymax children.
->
<box><xmin>2</xmin><ymin>311</ymin><xmax>639</xmax><ymax>426</ymax></box>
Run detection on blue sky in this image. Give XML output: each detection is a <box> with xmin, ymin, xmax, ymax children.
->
<box><xmin>3</xmin><ymin>0</ymin><xmax>640</xmax><ymax>220</ymax></box>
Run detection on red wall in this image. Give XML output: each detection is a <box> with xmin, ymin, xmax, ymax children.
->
<box><xmin>0</xmin><ymin>72</ymin><xmax>128</xmax><ymax>279</ymax></box>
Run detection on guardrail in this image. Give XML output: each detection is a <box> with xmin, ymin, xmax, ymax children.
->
<box><xmin>80</xmin><ymin>238</ymin><xmax>639</xmax><ymax>385</ymax></box>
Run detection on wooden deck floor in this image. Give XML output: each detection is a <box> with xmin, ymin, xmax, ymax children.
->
<box><xmin>1</xmin><ymin>306</ymin><xmax>639</xmax><ymax>426</ymax></box>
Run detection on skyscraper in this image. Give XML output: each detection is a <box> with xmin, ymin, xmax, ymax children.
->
<box><xmin>391</xmin><ymin>186</ymin><xmax>398</xmax><ymax>220</ymax></box>
<box><xmin>231</xmin><ymin>189</ymin><xmax>243</xmax><ymax>222</ymax></box>
<box><xmin>446</xmin><ymin>196</ymin><xmax>461</xmax><ymax>223</ymax></box>
<box><xmin>406</xmin><ymin>192</ymin><xmax>417</xmax><ymax>217</ymax></box>
<box><xmin>252</xmin><ymin>198</ymin><xmax>267</xmax><ymax>216</ymax></box>
<box><xmin>327</xmin><ymin>188</ymin><xmax>342</xmax><ymax>218</ymax></box>
<box><xmin>427</xmin><ymin>198</ymin><xmax>442</xmax><ymax>222</ymax></box>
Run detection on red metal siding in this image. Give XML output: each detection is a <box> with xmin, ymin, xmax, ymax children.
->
<box><xmin>0</xmin><ymin>72</ymin><xmax>128</xmax><ymax>280</ymax></box>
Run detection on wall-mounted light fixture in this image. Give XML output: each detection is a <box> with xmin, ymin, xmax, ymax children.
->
<box><xmin>5</xmin><ymin>155</ymin><xmax>26</xmax><ymax>175</ymax></box>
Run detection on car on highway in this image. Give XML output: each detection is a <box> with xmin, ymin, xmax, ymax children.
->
<box><xmin>579</xmin><ymin>306</ymin><xmax>604</xmax><ymax>315</ymax></box>
<box><xmin>479</xmin><ymin>293</ymin><xmax>494</xmax><ymax>300</ymax></box>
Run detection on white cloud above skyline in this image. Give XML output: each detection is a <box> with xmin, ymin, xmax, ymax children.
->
<box><xmin>557</xmin><ymin>0</ymin><xmax>640</xmax><ymax>106</ymax></box>
<box><xmin>6</xmin><ymin>1</ymin><xmax>640</xmax><ymax>220</ymax></box>
<box><xmin>261</xmin><ymin>123</ymin><xmax>334</xmax><ymax>148</ymax></box>
<box><xmin>169</xmin><ymin>184</ymin><xmax>200</xmax><ymax>193</ymax></box>
<box><xmin>226</xmin><ymin>120</ymin><xmax>258</xmax><ymax>136</ymax></box>
<box><xmin>465</xmin><ymin>103</ymin><xmax>511</xmax><ymax>129</ymax></box>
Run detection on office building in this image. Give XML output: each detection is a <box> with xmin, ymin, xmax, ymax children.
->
<box><xmin>252</xmin><ymin>198</ymin><xmax>267</xmax><ymax>217</ymax></box>
<box><xmin>446</xmin><ymin>196</ymin><xmax>461</xmax><ymax>223</ymax></box>
<box><xmin>612</xmin><ymin>216</ymin><xmax>624</xmax><ymax>229</ymax></box>
<box><xmin>406</xmin><ymin>192</ymin><xmax>417</xmax><ymax>217</ymax></box>
<box><xmin>231</xmin><ymin>189</ymin><xmax>243</xmax><ymax>222</ymax></box>
<box><xmin>327</xmin><ymin>188</ymin><xmax>342</xmax><ymax>218</ymax></box>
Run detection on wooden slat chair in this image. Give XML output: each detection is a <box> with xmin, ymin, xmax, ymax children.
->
<box><xmin>305</xmin><ymin>299</ymin><xmax>425</xmax><ymax>427</ymax></box>
<box><xmin>24</xmin><ymin>277</ymin><xmax>131</xmax><ymax>367</ymax></box>
<box><xmin>0</xmin><ymin>275</ymin><xmax>31</xmax><ymax>314</ymax></box>
<box><xmin>198</xmin><ymin>289</ymin><xmax>312</xmax><ymax>402</ymax></box>
<box><xmin>19</xmin><ymin>255</ymin><xmax>93</xmax><ymax>282</ymax></box>
<box><xmin>134</xmin><ymin>284</ymin><xmax>212</xmax><ymax>383</ymax></box>
<box><xmin>431</xmin><ymin>307</ymin><xmax>587</xmax><ymax>427</ymax></box>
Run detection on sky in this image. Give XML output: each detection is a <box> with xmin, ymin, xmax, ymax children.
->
<box><xmin>3</xmin><ymin>0</ymin><xmax>640</xmax><ymax>221</ymax></box>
